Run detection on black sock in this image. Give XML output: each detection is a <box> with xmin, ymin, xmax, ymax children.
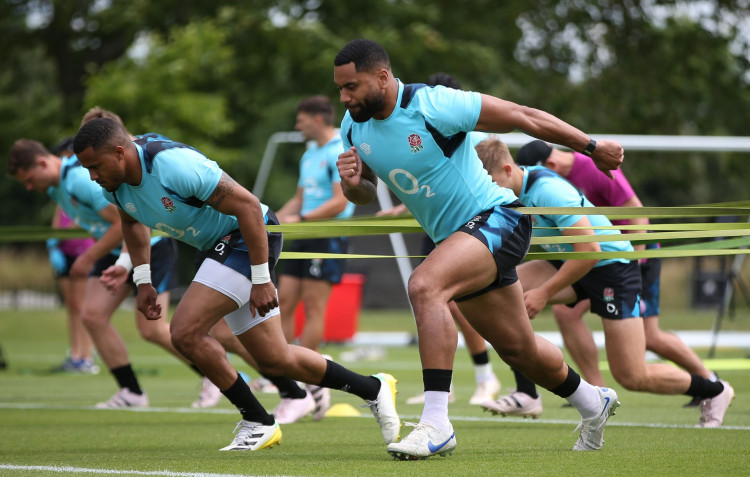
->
<box><xmin>263</xmin><ymin>374</ymin><xmax>307</xmax><ymax>399</ymax></box>
<box><xmin>221</xmin><ymin>374</ymin><xmax>274</xmax><ymax>424</ymax></box>
<box><xmin>549</xmin><ymin>366</ymin><xmax>581</xmax><ymax>399</ymax></box>
<box><xmin>686</xmin><ymin>374</ymin><xmax>724</xmax><ymax>399</ymax></box>
<box><xmin>317</xmin><ymin>360</ymin><xmax>380</xmax><ymax>401</ymax></box>
<box><xmin>111</xmin><ymin>364</ymin><xmax>142</xmax><ymax>395</ymax></box>
<box><xmin>423</xmin><ymin>369</ymin><xmax>452</xmax><ymax>392</ymax></box>
<box><xmin>471</xmin><ymin>351</ymin><xmax>490</xmax><ymax>366</ymax></box>
<box><xmin>512</xmin><ymin>368</ymin><xmax>539</xmax><ymax>398</ymax></box>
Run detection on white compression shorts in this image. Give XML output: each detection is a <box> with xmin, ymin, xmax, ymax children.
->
<box><xmin>193</xmin><ymin>257</ymin><xmax>280</xmax><ymax>335</ymax></box>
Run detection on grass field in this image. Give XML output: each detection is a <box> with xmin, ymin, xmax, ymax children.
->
<box><xmin>1</xmin><ymin>305</ymin><xmax>749</xmax><ymax>477</ymax></box>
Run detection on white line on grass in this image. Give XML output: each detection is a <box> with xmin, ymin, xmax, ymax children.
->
<box><xmin>0</xmin><ymin>464</ymin><xmax>260</xmax><ymax>477</ymax></box>
<box><xmin>2</xmin><ymin>402</ymin><xmax>749</xmax><ymax>430</ymax></box>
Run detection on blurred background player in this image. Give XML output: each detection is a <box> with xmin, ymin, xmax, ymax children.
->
<box><xmin>45</xmin><ymin>135</ymin><xmax>99</xmax><ymax>374</ymax></box>
<box><xmin>378</xmin><ymin>73</ymin><xmax>500</xmax><ymax>406</ymax></box>
<box><xmin>82</xmin><ymin>108</ymin><xmax>322</xmax><ymax>414</ymax></box>
<box><xmin>514</xmin><ymin>140</ymin><xmax>718</xmax><ymax>407</ymax></box>
<box><xmin>274</xmin><ymin>95</ymin><xmax>355</xmax><ymax>422</ymax></box>
<box><xmin>6</xmin><ymin>137</ymin><xmax>190</xmax><ymax>407</ymax></box>
<box><xmin>476</xmin><ymin>138</ymin><xmax>734</xmax><ymax>428</ymax></box>
<box><xmin>47</xmin><ymin>206</ymin><xmax>98</xmax><ymax>374</ymax></box>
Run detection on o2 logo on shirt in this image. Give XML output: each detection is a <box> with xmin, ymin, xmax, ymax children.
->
<box><xmin>154</xmin><ymin>223</ymin><xmax>201</xmax><ymax>240</ymax></box>
<box><xmin>388</xmin><ymin>168</ymin><xmax>435</xmax><ymax>198</ymax></box>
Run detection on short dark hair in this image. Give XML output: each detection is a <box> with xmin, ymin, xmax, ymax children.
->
<box><xmin>334</xmin><ymin>39</ymin><xmax>391</xmax><ymax>72</ymax></box>
<box><xmin>6</xmin><ymin>139</ymin><xmax>49</xmax><ymax>175</ymax></box>
<box><xmin>73</xmin><ymin>118</ymin><xmax>130</xmax><ymax>155</ymax></box>
<box><xmin>296</xmin><ymin>95</ymin><xmax>335</xmax><ymax>126</ymax></box>
<box><xmin>426</xmin><ymin>73</ymin><xmax>462</xmax><ymax>89</ymax></box>
<box><xmin>515</xmin><ymin>140</ymin><xmax>553</xmax><ymax>167</ymax></box>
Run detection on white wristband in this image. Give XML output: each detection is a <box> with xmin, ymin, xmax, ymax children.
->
<box><xmin>133</xmin><ymin>264</ymin><xmax>152</xmax><ymax>286</ymax></box>
<box><xmin>250</xmin><ymin>262</ymin><xmax>271</xmax><ymax>285</ymax></box>
<box><xmin>114</xmin><ymin>253</ymin><xmax>133</xmax><ymax>274</ymax></box>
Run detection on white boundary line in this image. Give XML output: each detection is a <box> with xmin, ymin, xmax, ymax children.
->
<box><xmin>0</xmin><ymin>465</ymin><xmax>259</xmax><ymax>477</ymax></box>
<box><xmin>1</xmin><ymin>402</ymin><xmax>748</xmax><ymax>430</ymax></box>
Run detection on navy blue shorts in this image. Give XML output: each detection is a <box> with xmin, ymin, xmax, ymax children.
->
<box><xmin>639</xmin><ymin>243</ymin><xmax>661</xmax><ymax>317</ymax></box>
<box><xmin>90</xmin><ymin>238</ymin><xmax>179</xmax><ymax>294</ymax></box>
<box><xmin>194</xmin><ymin>210</ymin><xmax>283</xmax><ymax>284</ymax></box>
<box><xmin>551</xmin><ymin>259</ymin><xmax>642</xmax><ymax>320</ymax></box>
<box><xmin>53</xmin><ymin>253</ymin><xmax>78</xmax><ymax>279</ymax></box>
<box><xmin>280</xmin><ymin>237</ymin><xmax>348</xmax><ymax>284</ymax></box>
<box><xmin>454</xmin><ymin>201</ymin><xmax>532</xmax><ymax>302</ymax></box>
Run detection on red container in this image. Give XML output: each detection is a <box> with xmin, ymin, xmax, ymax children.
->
<box><xmin>293</xmin><ymin>273</ymin><xmax>365</xmax><ymax>342</ymax></box>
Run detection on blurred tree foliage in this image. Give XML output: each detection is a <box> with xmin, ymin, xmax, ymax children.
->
<box><xmin>1</xmin><ymin>0</ymin><xmax>749</xmax><ymax>226</ymax></box>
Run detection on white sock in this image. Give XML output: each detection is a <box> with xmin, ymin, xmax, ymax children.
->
<box><xmin>565</xmin><ymin>381</ymin><xmax>601</xmax><ymax>420</ymax></box>
<box><xmin>474</xmin><ymin>363</ymin><xmax>493</xmax><ymax>383</ymax></box>
<box><xmin>421</xmin><ymin>391</ymin><xmax>453</xmax><ymax>434</ymax></box>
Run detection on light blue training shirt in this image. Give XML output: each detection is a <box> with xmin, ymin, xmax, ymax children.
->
<box><xmin>519</xmin><ymin>166</ymin><xmax>632</xmax><ymax>267</ymax></box>
<box><xmin>299</xmin><ymin>135</ymin><xmax>355</xmax><ymax>219</ymax></box>
<box><xmin>340</xmin><ymin>81</ymin><xmax>517</xmax><ymax>243</ymax></box>
<box><xmin>47</xmin><ymin>156</ymin><xmax>118</xmax><ymax>250</ymax></box>
<box><xmin>101</xmin><ymin>135</ymin><xmax>269</xmax><ymax>251</ymax></box>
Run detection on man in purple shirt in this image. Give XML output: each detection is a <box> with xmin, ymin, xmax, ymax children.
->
<box><xmin>506</xmin><ymin>140</ymin><xmax>716</xmax><ymax>410</ymax></box>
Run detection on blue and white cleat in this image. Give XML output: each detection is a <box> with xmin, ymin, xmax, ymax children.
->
<box><xmin>387</xmin><ymin>422</ymin><xmax>457</xmax><ymax>460</ymax></box>
<box><xmin>573</xmin><ymin>386</ymin><xmax>620</xmax><ymax>451</ymax></box>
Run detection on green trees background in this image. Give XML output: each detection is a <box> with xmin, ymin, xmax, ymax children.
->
<box><xmin>1</xmin><ymin>0</ymin><xmax>749</xmax><ymax>227</ymax></box>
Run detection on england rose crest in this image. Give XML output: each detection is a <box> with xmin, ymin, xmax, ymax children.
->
<box><xmin>408</xmin><ymin>133</ymin><xmax>423</xmax><ymax>153</ymax></box>
<box><xmin>161</xmin><ymin>196</ymin><xmax>176</xmax><ymax>212</ymax></box>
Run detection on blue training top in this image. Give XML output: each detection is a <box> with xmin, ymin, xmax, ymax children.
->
<box><xmin>47</xmin><ymin>155</ymin><xmax>120</xmax><ymax>252</ymax></box>
<box><xmin>102</xmin><ymin>134</ymin><xmax>269</xmax><ymax>251</ymax></box>
<box><xmin>519</xmin><ymin>166</ymin><xmax>632</xmax><ymax>267</ymax></box>
<box><xmin>298</xmin><ymin>135</ymin><xmax>354</xmax><ymax>219</ymax></box>
<box><xmin>340</xmin><ymin>81</ymin><xmax>517</xmax><ymax>243</ymax></box>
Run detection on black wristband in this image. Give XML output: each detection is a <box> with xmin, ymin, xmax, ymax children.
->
<box><xmin>582</xmin><ymin>138</ymin><xmax>597</xmax><ymax>157</ymax></box>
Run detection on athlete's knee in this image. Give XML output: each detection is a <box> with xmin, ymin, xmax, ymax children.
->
<box><xmin>138</xmin><ymin>324</ymin><xmax>166</xmax><ymax>345</ymax></box>
<box><xmin>492</xmin><ymin>342</ymin><xmax>527</xmax><ymax>368</ymax></box>
<box><xmin>169</xmin><ymin>320</ymin><xmax>200</xmax><ymax>354</ymax></box>
<box><xmin>611</xmin><ymin>368</ymin><xmax>647</xmax><ymax>391</ymax></box>
<box><xmin>80</xmin><ymin>309</ymin><xmax>107</xmax><ymax>332</ymax></box>
<box><xmin>253</xmin><ymin>349</ymin><xmax>293</xmax><ymax>376</ymax></box>
<box><xmin>552</xmin><ymin>306</ymin><xmax>581</xmax><ymax>327</ymax></box>
<box><xmin>407</xmin><ymin>271</ymin><xmax>443</xmax><ymax>306</ymax></box>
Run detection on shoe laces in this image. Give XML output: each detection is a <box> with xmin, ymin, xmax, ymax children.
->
<box><xmin>231</xmin><ymin>420</ymin><xmax>260</xmax><ymax>441</ymax></box>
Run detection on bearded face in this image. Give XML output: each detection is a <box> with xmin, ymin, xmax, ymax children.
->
<box><xmin>346</xmin><ymin>88</ymin><xmax>386</xmax><ymax>123</ymax></box>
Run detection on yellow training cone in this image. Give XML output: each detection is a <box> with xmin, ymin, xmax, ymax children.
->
<box><xmin>324</xmin><ymin>403</ymin><xmax>361</xmax><ymax>417</ymax></box>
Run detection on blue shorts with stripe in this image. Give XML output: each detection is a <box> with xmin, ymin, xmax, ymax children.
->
<box><xmin>194</xmin><ymin>210</ymin><xmax>283</xmax><ymax>284</ymax></box>
<box><xmin>454</xmin><ymin>201</ymin><xmax>532</xmax><ymax>302</ymax></box>
<box><xmin>90</xmin><ymin>237</ymin><xmax>179</xmax><ymax>294</ymax></box>
<box><xmin>280</xmin><ymin>237</ymin><xmax>348</xmax><ymax>284</ymax></box>
<box><xmin>639</xmin><ymin>242</ymin><xmax>661</xmax><ymax>317</ymax></box>
<box><xmin>552</xmin><ymin>259</ymin><xmax>642</xmax><ymax>320</ymax></box>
